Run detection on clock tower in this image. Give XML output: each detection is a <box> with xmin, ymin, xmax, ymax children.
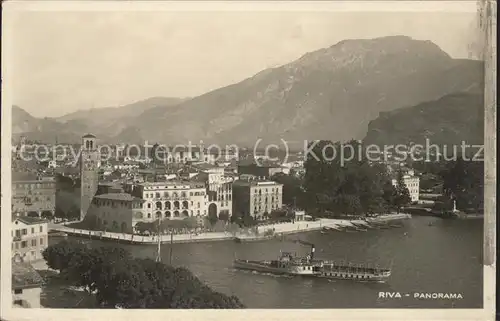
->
<box><xmin>80</xmin><ymin>134</ymin><xmax>99</xmax><ymax>221</ymax></box>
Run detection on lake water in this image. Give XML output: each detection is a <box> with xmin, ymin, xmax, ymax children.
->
<box><xmin>52</xmin><ymin>216</ymin><xmax>483</xmax><ymax>308</ymax></box>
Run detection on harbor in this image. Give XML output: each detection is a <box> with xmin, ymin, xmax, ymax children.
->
<box><xmin>48</xmin><ymin>213</ymin><xmax>411</xmax><ymax>245</ymax></box>
<box><xmin>47</xmin><ymin>215</ymin><xmax>483</xmax><ymax>308</ymax></box>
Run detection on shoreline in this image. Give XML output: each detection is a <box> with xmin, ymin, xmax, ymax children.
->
<box><xmin>49</xmin><ymin>213</ymin><xmax>411</xmax><ymax>245</ymax></box>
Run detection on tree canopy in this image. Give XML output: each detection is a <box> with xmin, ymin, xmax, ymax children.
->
<box><xmin>42</xmin><ymin>240</ymin><xmax>245</xmax><ymax>309</ymax></box>
<box><xmin>302</xmin><ymin>140</ymin><xmax>398</xmax><ymax>217</ymax></box>
<box><xmin>440</xmin><ymin>158</ymin><xmax>484</xmax><ymax>211</ymax></box>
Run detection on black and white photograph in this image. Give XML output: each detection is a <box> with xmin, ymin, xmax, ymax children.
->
<box><xmin>1</xmin><ymin>1</ymin><xmax>496</xmax><ymax>320</ymax></box>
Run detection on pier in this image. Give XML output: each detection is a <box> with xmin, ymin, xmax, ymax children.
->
<box><xmin>48</xmin><ymin>213</ymin><xmax>412</xmax><ymax>245</ymax></box>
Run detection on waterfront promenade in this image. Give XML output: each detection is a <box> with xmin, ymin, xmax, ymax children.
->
<box><xmin>48</xmin><ymin>213</ymin><xmax>411</xmax><ymax>245</ymax></box>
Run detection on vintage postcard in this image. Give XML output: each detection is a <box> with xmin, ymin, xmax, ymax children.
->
<box><xmin>1</xmin><ymin>1</ymin><xmax>496</xmax><ymax>320</ymax></box>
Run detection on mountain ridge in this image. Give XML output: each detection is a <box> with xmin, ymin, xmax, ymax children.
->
<box><xmin>12</xmin><ymin>36</ymin><xmax>484</xmax><ymax>147</ymax></box>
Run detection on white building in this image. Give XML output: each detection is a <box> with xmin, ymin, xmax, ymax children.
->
<box><xmin>132</xmin><ymin>181</ymin><xmax>209</xmax><ymax>219</ymax></box>
<box><xmin>232</xmin><ymin>179</ymin><xmax>283</xmax><ymax>220</ymax></box>
<box><xmin>392</xmin><ymin>174</ymin><xmax>420</xmax><ymax>203</ymax></box>
<box><xmin>12</xmin><ymin>216</ymin><xmax>48</xmax><ymax>262</ymax></box>
<box><xmin>190</xmin><ymin>165</ymin><xmax>234</xmax><ymax>218</ymax></box>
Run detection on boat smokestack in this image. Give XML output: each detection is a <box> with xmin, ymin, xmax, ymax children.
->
<box><xmin>311</xmin><ymin>246</ymin><xmax>315</xmax><ymax>261</ymax></box>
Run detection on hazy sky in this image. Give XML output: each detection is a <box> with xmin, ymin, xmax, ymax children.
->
<box><xmin>8</xmin><ymin>3</ymin><xmax>480</xmax><ymax>117</ymax></box>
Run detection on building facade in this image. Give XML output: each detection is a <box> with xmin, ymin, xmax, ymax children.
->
<box><xmin>232</xmin><ymin>179</ymin><xmax>283</xmax><ymax>220</ymax></box>
<box><xmin>12</xmin><ymin>256</ymin><xmax>43</xmax><ymax>308</ymax></box>
<box><xmin>87</xmin><ymin>193</ymin><xmax>145</xmax><ymax>233</ymax></box>
<box><xmin>80</xmin><ymin>134</ymin><xmax>100</xmax><ymax>220</ymax></box>
<box><xmin>392</xmin><ymin>175</ymin><xmax>420</xmax><ymax>203</ymax></box>
<box><xmin>192</xmin><ymin>166</ymin><xmax>234</xmax><ymax>218</ymax></box>
<box><xmin>237</xmin><ymin>163</ymin><xmax>283</xmax><ymax>179</ymax></box>
<box><xmin>150</xmin><ymin>145</ymin><xmax>218</xmax><ymax>165</ymax></box>
<box><xmin>12</xmin><ymin>216</ymin><xmax>48</xmax><ymax>262</ymax></box>
<box><xmin>12</xmin><ymin>173</ymin><xmax>56</xmax><ymax>218</ymax></box>
<box><xmin>130</xmin><ymin>181</ymin><xmax>209</xmax><ymax>220</ymax></box>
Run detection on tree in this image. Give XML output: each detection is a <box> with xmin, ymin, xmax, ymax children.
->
<box><xmin>207</xmin><ymin>211</ymin><xmax>218</xmax><ymax>226</ymax></box>
<box><xmin>270</xmin><ymin>173</ymin><xmax>304</xmax><ymax>207</ymax></box>
<box><xmin>43</xmin><ymin>241</ymin><xmax>245</xmax><ymax>309</ymax></box>
<box><xmin>394</xmin><ymin>169</ymin><xmax>411</xmax><ymax>213</ymax></box>
<box><xmin>269</xmin><ymin>209</ymin><xmax>287</xmax><ymax>222</ymax></box>
<box><xmin>303</xmin><ymin>140</ymin><xmax>395</xmax><ymax>216</ymax></box>
<box><xmin>441</xmin><ymin>158</ymin><xmax>484</xmax><ymax>211</ymax></box>
<box><xmin>41</xmin><ymin>211</ymin><xmax>54</xmax><ymax>220</ymax></box>
<box><xmin>42</xmin><ymin>239</ymin><xmax>89</xmax><ymax>272</ymax></box>
<box><xmin>218</xmin><ymin>211</ymin><xmax>230</xmax><ymax>222</ymax></box>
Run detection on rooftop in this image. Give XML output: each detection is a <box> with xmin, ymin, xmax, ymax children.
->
<box><xmin>12</xmin><ymin>172</ymin><xmax>38</xmax><ymax>182</ymax></box>
<box><xmin>139</xmin><ymin>181</ymin><xmax>206</xmax><ymax>189</ymax></box>
<box><xmin>233</xmin><ymin>179</ymin><xmax>282</xmax><ymax>187</ymax></box>
<box><xmin>13</xmin><ymin>216</ymin><xmax>49</xmax><ymax>225</ymax></box>
<box><xmin>191</xmin><ymin>163</ymin><xmax>221</xmax><ymax>171</ymax></box>
<box><xmin>12</xmin><ymin>258</ymin><xmax>44</xmax><ymax>290</ymax></box>
<box><xmin>82</xmin><ymin>133</ymin><xmax>96</xmax><ymax>138</ymax></box>
<box><xmin>94</xmin><ymin>193</ymin><xmax>144</xmax><ymax>202</ymax></box>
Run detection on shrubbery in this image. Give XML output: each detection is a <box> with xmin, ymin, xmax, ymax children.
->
<box><xmin>42</xmin><ymin>240</ymin><xmax>245</xmax><ymax>309</ymax></box>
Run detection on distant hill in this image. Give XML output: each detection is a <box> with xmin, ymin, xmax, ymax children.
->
<box><xmin>363</xmin><ymin>92</ymin><xmax>484</xmax><ymax>147</ymax></box>
<box><xmin>12</xmin><ymin>97</ymin><xmax>187</xmax><ymax>144</ymax></box>
<box><xmin>13</xmin><ymin>36</ymin><xmax>483</xmax><ymax>147</ymax></box>
<box><xmin>128</xmin><ymin>36</ymin><xmax>483</xmax><ymax>147</ymax></box>
<box><xmin>12</xmin><ymin>105</ymin><xmax>85</xmax><ymax>144</ymax></box>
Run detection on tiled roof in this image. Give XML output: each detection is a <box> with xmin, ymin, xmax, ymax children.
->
<box><xmin>191</xmin><ymin>163</ymin><xmax>220</xmax><ymax>170</ymax></box>
<box><xmin>94</xmin><ymin>193</ymin><xmax>143</xmax><ymax>202</ymax></box>
<box><xmin>12</xmin><ymin>172</ymin><xmax>38</xmax><ymax>182</ymax></box>
<box><xmin>13</xmin><ymin>216</ymin><xmax>48</xmax><ymax>225</ymax></box>
<box><xmin>12</xmin><ymin>259</ymin><xmax>44</xmax><ymax>289</ymax></box>
<box><xmin>233</xmin><ymin>179</ymin><xmax>282</xmax><ymax>187</ymax></box>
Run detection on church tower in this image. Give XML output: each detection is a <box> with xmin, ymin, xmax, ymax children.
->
<box><xmin>80</xmin><ymin>134</ymin><xmax>99</xmax><ymax>221</ymax></box>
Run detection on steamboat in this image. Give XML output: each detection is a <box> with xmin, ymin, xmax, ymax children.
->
<box><xmin>233</xmin><ymin>240</ymin><xmax>391</xmax><ymax>282</ymax></box>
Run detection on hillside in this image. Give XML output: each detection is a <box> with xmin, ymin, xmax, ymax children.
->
<box><xmin>129</xmin><ymin>36</ymin><xmax>483</xmax><ymax>147</ymax></box>
<box><xmin>13</xmin><ymin>36</ymin><xmax>484</xmax><ymax>146</ymax></box>
<box><xmin>12</xmin><ymin>97</ymin><xmax>186</xmax><ymax>144</ymax></box>
<box><xmin>363</xmin><ymin>93</ymin><xmax>484</xmax><ymax>147</ymax></box>
<box><xmin>12</xmin><ymin>105</ymin><xmax>86</xmax><ymax>143</ymax></box>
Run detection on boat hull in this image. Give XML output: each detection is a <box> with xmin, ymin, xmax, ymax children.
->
<box><xmin>233</xmin><ymin>260</ymin><xmax>391</xmax><ymax>282</ymax></box>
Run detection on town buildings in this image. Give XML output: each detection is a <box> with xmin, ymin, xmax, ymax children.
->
<box><xmin>12</xmin><ymin>172</ymin><xmax>56</xmax><ymax>218</ymax></box>
<box><xmin>232</xmin><ymin>178</ymin><xmax>283</xmax><ymax>220</ymax></box>
<box><xmin>80</xmin><ymin>134</ymin><xmax>100</xmax><ymax>220</ymax></box>
<box><xmin>150</xmin><ymin>145</ymin><xmax>219</xmax><ymax>164</ymax></box>
<box><xmin>87</xmin><ymin>181</ymin><xmax>210</xmax><ymax>233</ymax></box>
<box><xmin>87</xmin><ymin>193</ymin><xmax>145</xmax><ymax>233</ymax></box>
<box><xmin>237</xmin><ymin>162</ymin><xmax>284</xmax><ymax>179</ymax></box>
<box><xmin>191</xmin><ymin>164</ymin><xmax>235</xmax><ymax>218</ymax></box>
<box><xmin>392</xmin><ymin>172</ymin><xmax>420</xmax><ymax>203</ymax></box>
<box><xmin>12</xmin><ymin>256</ymin><xmax>43</xmax><ymax>308</ymax></box>
<box><xmin>12</xmin><ymin>216</ymin><xmax>49</xmax><ymax>262</ymax></box>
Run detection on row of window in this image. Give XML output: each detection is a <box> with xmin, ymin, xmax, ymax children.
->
<box><xmin>17</xmin><ymin>196</ymin><xmax>52</xmax><ymax>203</ymax></box>
<box><xmin>14</xmin><ymin>183</ymin><xmax>55</xmax><ymax>189</ymax></box>
<box><xmin>13</xmin><ymin>226</ymin><xmax>44</xmax><ymax>237</ymax></box>
<box><xmin>94</xmin><ymin>200</ymin><xmax>142</xmax><ymax>209</ymax></box>
<box><xmin>252</xmin><ymin>188</ymin><xmax>281</xmax><ymax>195</ymax></box>
<box><xmin>137</xmin><ymin>209</ymin><xmax>208</xmax><ymax>219</ymax></box>
<box><xmin>12</xmin><ymin>237</ymin><xmax>44</xmax><ymax>249</ymax></box>
<box><xmin>253</xmin><ymin>203</ymin><xmax>279</xmax><ymax>213</ymax></box>
<box><xmin>144</xmin><ymin>191</ymin><xmax>205</xmax><ymax>198</ymax></box>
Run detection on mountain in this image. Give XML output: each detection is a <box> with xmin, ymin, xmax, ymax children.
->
<box><xmin>12</xmin><ymin>105</ymin><xmax>85</xmax><ymax>143</ymax></box>
<box><xmin>127</xmin><ymin>36</ymin><xmax>483</xmax><ymax>148</ymax></box>
<box><xmin>363</xmin><ymin>92</ymin><xmax>484</xmax><ymax>147</ymax></box>
<box><xmin>12</xmin><ymin>97</ymin><xmax>187</xmax><ymax>144</ymax></box>
<box><xmin>55</xmin><ymin>97</ymin><xmax>188</xmax><ymax>141</ymax></box>
<box><xmin>13</xmin><ymin>36</ymin><xmax>483</xmax><ymax>146</ymax></box>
